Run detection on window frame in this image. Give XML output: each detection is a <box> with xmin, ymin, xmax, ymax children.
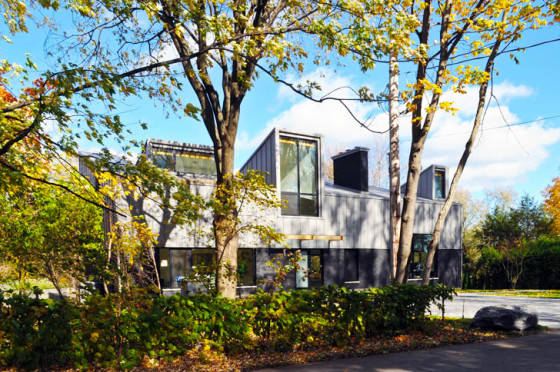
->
<box><xmin>151</xmin><ymin>149</ymin><xmax>216</xmax><ymax>176</ymax></box>
<box><xmin>409</xmin><ymin>234</ymin><xmax>438</xmax><ymax>279</ymax></box>
<box><xmin>434</xmin><ymin>168</ymin><xmax>446</xmax><ymax>199</ymax></box>
<box><xmin>279</xmin><ymin>136</ymin><xmax>319</xmax><ymax>217</ymax></box>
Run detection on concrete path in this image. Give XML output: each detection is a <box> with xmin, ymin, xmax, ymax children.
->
<box><xmin>254</xmin><ymin>294</ymin><xmax>560</xmax><ymax>371</ymax></box>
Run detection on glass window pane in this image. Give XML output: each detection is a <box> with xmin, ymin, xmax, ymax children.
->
<box><xmin>237</xmin><ymin>249</ymin><xmax>255</xmax><ymax>286</ymax></box>
<box><xmin>308</xmin><ymin>253</ymin><xmax>322</xmax><ymax>287</ymax></box>
<box><xmin>410</xmin><ymin>234</ymin><xmax>437</xmax><ymax>278</ymax></box>
<box><xmin>192</xmin><ymin>249</ymin><xmax>216</xmax><ymax>271</ymax></box>
<box><xmin>300</xmin><ymin>194</ymin><xmax>318</xmax><ymax>216</ymax></box>
<box><xmin>159</xmin><ymin>248</ymin><xmax>171</xmax><ymax>288</ymax></box>
<box><xmin>170</xmin><ymin>250</ymin><xmax>189</xmax><ymax>288</ymax></box>
<box><xmin>153</xmin><ymin>152</ymin><xmax>174</xmax><ymax>171</ymax></box>
<box><xmin>281</xmin><ymin>192</ymin><xmax>299</xmax><ymax>215</ymax></box>
<box><xmin>298</xmin><ymin>140</ymin><xmax>317</xmax><ymax>194</ymax></box>
<box><xmin>296</xmin><ymin>251</ymin><xmax>308</xmax><ymax>288</ymax></box>
<box><xmin>435</xmin><ymin>169</ymin><xmax>445</xmax><ymax>198</ymax></box>
<box><xmin>176</xmin><ymin>153</ymin><xmax>216</xmax><ymax>175</ymax></box>
<box><xmin>280</xmin><ymin>138</ymin><xmax>298</xmax><ymax>192</ymax></box>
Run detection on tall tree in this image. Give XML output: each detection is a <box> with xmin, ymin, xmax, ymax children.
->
<box><xmin>385</xmin><ymin>0</ymin><xmax>557</xmax><ymax>284</ymax></box>
<box><xmin>45</xmin><ymin>0</ymin><xmax>389</xmax><ymax>297</ymax></box>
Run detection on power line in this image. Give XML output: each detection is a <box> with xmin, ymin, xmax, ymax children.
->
<box><xmin>401</xmin><ymin>114</ymin><xmax>560</xmax><ymax>143</ymax></box>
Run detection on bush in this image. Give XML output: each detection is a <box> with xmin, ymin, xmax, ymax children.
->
<box><xmin>0</xmin><ymin>284</ymin><xmax>455</xmax><ymax>369</ymax></box>
<box><xmin>0</xmin><ymin>289</ymin><xmax>76</xmax><ymax>370</ymax></box>
<box><xmin>247</xmin><ymin>284</ymin><xmax>454</xmax><ymax>348</ymax></box>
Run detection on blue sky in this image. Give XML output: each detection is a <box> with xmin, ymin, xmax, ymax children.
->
<box><xmin>3</xmin><ymin>12</ymin><xmax>560</xmax><ymax>202</ymax></box>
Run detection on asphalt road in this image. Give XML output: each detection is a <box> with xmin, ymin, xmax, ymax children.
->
<box><xmin>429</xmin><ymin>292</ymin><xmax>560</xmax><ymax>329</ymax></box>
<box><xmin>253</xmin><ymin>330</ymin><xmax>560</xmax><ymax>372</ymax></box>
<box><xmin>253</xmin><ymin>294</ymin><xmax>560</xmax><ymax>371</ymax></box>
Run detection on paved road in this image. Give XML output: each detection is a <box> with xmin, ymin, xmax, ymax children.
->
<box><xmin>253</xmin><ymin>330</ymin><xmax>560</xmax><ymax>371</ymax></box>
<box><xmin>429</xmin><ymin>293</ymin><xmax>560</xmax><ymax>329</ymax></box>
<box><xmin>254</xmin><ymin>294</ymin><xmax>560</xmax><ymax>371</ymax></box>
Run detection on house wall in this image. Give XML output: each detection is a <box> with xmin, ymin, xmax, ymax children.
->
<box><xmin>95</xmin><ymin>128</ymin><xmax>463</xmax><ymax>291</ymax></box>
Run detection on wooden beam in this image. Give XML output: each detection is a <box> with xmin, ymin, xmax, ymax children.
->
<box><xmin>313</xmin><ymin>235</ymin><xmax>344</xmax><ymax>241</ymax></box>
<box><xmin>284</xmin><ymin>234</ymin><xmax>344</xmax><ymax>241</ymax></box>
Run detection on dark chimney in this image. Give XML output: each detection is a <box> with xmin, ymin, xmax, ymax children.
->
<box><xmin>332</xmin><ymin>147</ymin><xmax>369</xmax><ymax>191</ymax></box>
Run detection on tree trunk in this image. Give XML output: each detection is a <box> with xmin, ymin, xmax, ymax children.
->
<box><xmin>421</xmin><ymin>35</ymin><xmax>504</xmax><ymax>285</ymax></box>
<box><xmin>213</xmin><ymin>136</ymin><xmax>239</xmax><ymax>298</ymax></box>
<box><xmin>394</xmin><ymin>0</ymin><xmax>453</xmax><ymax>283</ymax></box>
<box><xmin>388</xmin><ymin>53</ymin><xmax>402</xmax><ymax>280</ymax></box>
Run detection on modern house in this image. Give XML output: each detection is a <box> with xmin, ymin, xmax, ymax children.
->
<box><xmin>83</xmin><ymin>127</ymin><xmax>463</xmax><ymax>294</ymax></box>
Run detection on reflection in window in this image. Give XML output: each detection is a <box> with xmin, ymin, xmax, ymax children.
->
<box><xmin>153</xmin><ymin>152</ymin><xmax>174</xmax><ymax>171</ymax></box>
<box><xmin>152</xmin><ymin>150</ymin><xmax>216</xmax><ymax>176</ymax></box>
<box><xmin>344</xmin><ymin>250</ymin><xmax>359</xmax><ymax>282</ymax></box>
<box><xmin>296</xmin><ymin>251</ymin><xmax>308</xmax><ymax>288</ymax></box>
<box><xmin>409</xmin><ymin>234</ymin><xmax>437</xmax><ymax>279</ymax></box>
<box><xmin>237</xmin><ymin>249</ymin><xmax>255</xmax><ymax>286</ymax></box>
<box><xmin>280</xmin><ymin>137</ymin><xmax>318</xmax><ymax>216</ymax></box>
<box><xmin>192</xmin><ymin>249</ymin><xmax>216</xmax><ymax>272</ymax></box>
<box><xmin>176</xmin><ymin>153</ymin><xmax>216</xmax><ymax>175</ymax></box>
<box><xmin>435</xmin><ymin>169</ymin><xmax>445</xmax><ymax>198</ymax></box>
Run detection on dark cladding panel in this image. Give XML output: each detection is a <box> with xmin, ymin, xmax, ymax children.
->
<box><xmin>437</xmin><ymin>249</ymin><xmax>462</xmax><ymax>288</ymax></box>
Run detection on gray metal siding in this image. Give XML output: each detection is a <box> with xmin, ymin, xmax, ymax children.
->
<box><xmin>240</xmin><ymin>129</ymin><xmax>276</xmax><ymax>186</ymax></box>
<box><xmin>278</xmin><ymin>194</ymin><xmax>392</xmax><ymax>250</ymax></box>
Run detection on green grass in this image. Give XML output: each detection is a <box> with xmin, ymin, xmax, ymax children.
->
<box><xmin>458</xmin><ymin>289</ymin><xmax>560</xmax><ymax>298</ymax></box>
<box><xmin>2</xmin><ymin>278</ymin><xmax>56</xmax><ymax>291</ymax></box>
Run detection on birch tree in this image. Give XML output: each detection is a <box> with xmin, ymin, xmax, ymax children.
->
<box><xmin>386</xmin><ymin>0</ymin><xmax>557</xmax><ymax>283</ymax></box>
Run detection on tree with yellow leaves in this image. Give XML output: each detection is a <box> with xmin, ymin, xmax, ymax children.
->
<box><xmin>374</xmin><ymin>0</ymin><xmax>560</xmax><ymax>284</ymax></box>
<box><xmin>544</xmin><ymin>176</ymin><xmax>560</xmax><ymax>236</ymax></box>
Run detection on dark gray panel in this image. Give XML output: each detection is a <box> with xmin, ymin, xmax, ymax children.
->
<box><xmin>437</xmin><ymin>249</ymin><xmax>462</xmax><ymax>288</ymax></box>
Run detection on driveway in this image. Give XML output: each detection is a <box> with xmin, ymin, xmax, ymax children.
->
<box><xmin>429</xmin><ymin>292</ymin><xmax>560</xmax><ymax>329</ymax></box>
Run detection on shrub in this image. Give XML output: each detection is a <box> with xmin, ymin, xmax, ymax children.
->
<box><xmin>0</xmin><ymin>289</ymin><xmax>76</xmax><ymax>370</ymax></box>
<box><xmin>0</xmin><ymin>284</ymin><xmax>455</xmax><ymax>369</ymax></box>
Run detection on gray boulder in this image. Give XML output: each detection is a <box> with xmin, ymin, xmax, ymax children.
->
<box><xmin>470</xmin><ymin>305</ymin><xmax>538</xmax><ymax>331</ymax></box>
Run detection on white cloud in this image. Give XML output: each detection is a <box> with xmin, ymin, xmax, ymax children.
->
<box><xmin>237</xmin><ymin>68</ymin><xmax>387</xmax><ymax>152</ymax></box>
<box><xmin>241</xmin><ymin>74</ymin><xmax>560</xmax><ymax>193</ymax></box>
<box><xmin>419</xmin><ymin>81</ymin><xmax>560</xmax><ymax>191</ymax></box>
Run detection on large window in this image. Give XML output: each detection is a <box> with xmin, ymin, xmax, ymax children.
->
<box><xmin>409</xmin><ymin>234</ymin><xmax>437</xmax><ymax>279</ymax></box>
<box><xmin>344</xmin><ymin>250</ymin><xmax>359</xmax><ymax>282</ymax></box>
<box><xmin>152</xmin><ymin>150</ymin><xmax>216</xmax><ymax>175</ymax></box>
<box><xmin>192</xmin><ymin>248</ymin><xmax>256</xmax><ymax>286</ymax></box>
<box><xmin>280</xmin><ymin>137</ymin><xmax>318</xmax><ymax>216</ymax></box>
<box><xmin>434</xmin><ymin>169</ymin><xmax>445</xmax><ymax>198</ymax></box>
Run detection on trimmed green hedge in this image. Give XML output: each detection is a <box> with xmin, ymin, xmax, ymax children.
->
<box><xmin>0</xmin><ymin>284</ymin><xmax>454</xmax><ymax>370</ymax></box>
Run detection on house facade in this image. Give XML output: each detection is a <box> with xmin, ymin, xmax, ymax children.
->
<box><xmin>85</xmin><ymin>127</ymin><xmax>463</xmax><ymax>294</ymax></box>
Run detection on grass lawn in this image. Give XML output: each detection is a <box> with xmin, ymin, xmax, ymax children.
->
<box><xmin>458</xmin><ymin>289</ymin><xmax>560</xmax><ymax>298</ymax></box>
<box><xmin>2</xmin><ymin>278</ymin><xmax>55</xmax><ymax>291</ymax></box>
<box><xmin>125</xmin><ymin>318</ymin><xmax>538</xmax><ymax>371</ymax></box>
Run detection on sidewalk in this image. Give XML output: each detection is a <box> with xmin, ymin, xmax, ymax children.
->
<box><xmin>253</xmin><ymin>330</ymin><xmax>560</xmax><ymax>371</ymax></box>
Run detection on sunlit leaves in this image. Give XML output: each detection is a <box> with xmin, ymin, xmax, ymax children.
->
<box><xmin>544</xmin><ymin>177</ymin><xmax>560</xmax><ymax>237</ymax></box>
